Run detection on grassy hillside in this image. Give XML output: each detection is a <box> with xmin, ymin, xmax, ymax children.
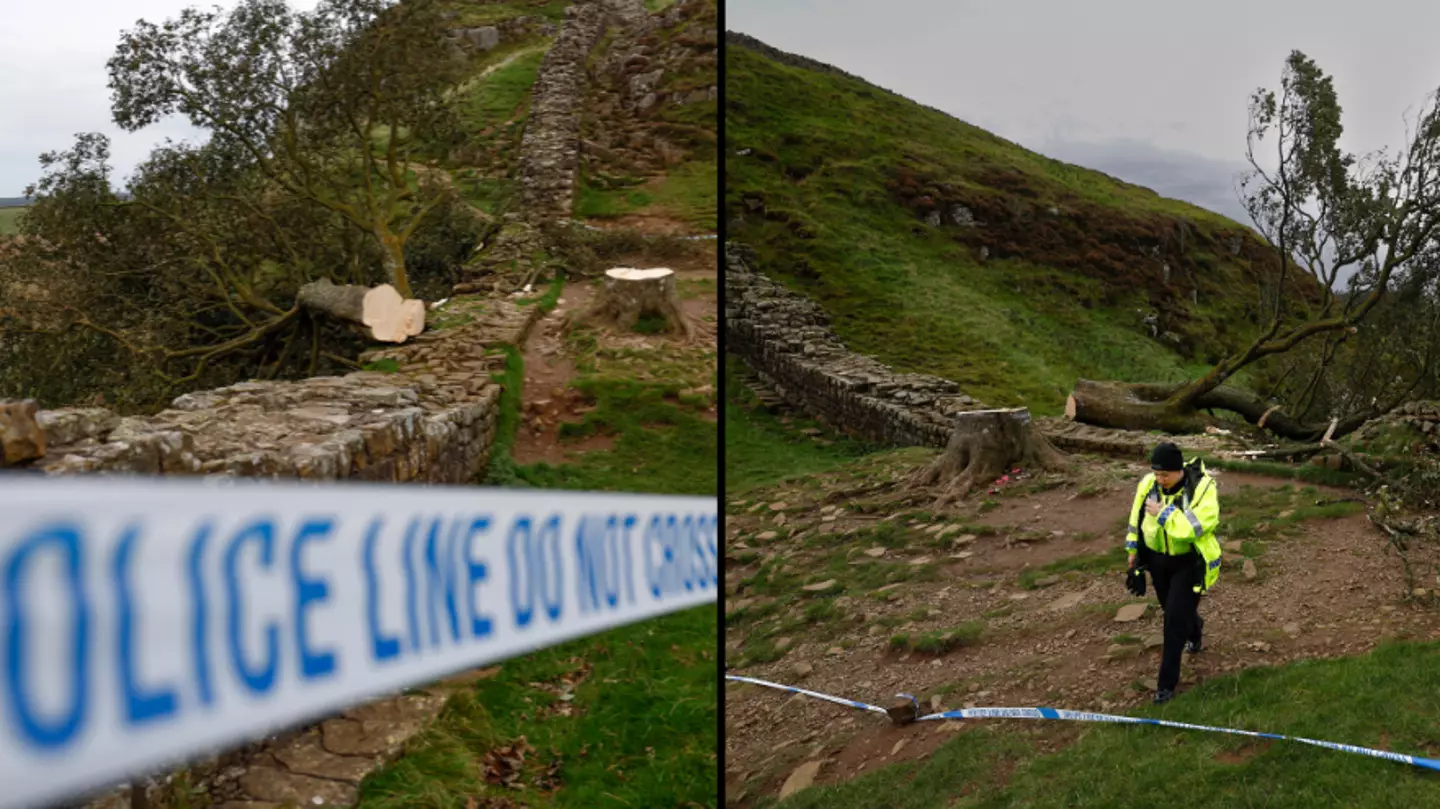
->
<box><xmin>0</xmin><ymin>206</ymin><xmax>24</xmax><ymax>235</ymax></box>
<box><xmin>725</xmin><ymin>35</ymin><xmax>1312</xmax><ymax>413</ymax></box>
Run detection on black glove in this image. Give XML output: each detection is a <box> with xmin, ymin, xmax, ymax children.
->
<box><xmin>1126</xmin><ymin>567</ymin><xmax>1146</xmax><ymax>597</ymax></box>
<box><xmin>1192</xmin><ymin>553</ymin><xmax>1207</xmax><ymax>591</ymax></box>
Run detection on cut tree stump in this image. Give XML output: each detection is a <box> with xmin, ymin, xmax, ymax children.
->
<box><xmin>297</xmin><ymin>280</ymin><xmax>425</xmax><ymax>343</ymax></box>
<box><xmin>567</xmin><ymin>267</ymin><xmax>694</xmax><ymax>340</ymax></box>
<box><xmin>910</xmin><ymin>408</ymin><xmax>1069</xmax><ymax>506</ymax></box>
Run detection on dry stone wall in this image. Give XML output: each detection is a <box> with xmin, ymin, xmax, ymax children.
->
<box><xmin>516</xmin><ymin>0</ymin><xmax>610</xmax><ymax>222</ymax></box>
<box><xmin>725</xmin><ymin>242</ymin><xmax>985</xmax><ymax>448</ymax></box>
<box><xmin>8</xmin><ymin>297</ymin><xmax>536</xmax><ymax>484</ymax></box>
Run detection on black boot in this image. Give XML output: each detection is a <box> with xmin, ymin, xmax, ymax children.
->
<box><xmin>1154</xmin><ymin>688</ymin><xmax>1175</xmax><ymax>705</ymax></box>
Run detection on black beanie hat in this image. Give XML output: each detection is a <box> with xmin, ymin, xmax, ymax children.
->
<box><xmin>1150</xmin><ymin>442</ymin><xmax>1184</xmax><ymax>471</ymax></box>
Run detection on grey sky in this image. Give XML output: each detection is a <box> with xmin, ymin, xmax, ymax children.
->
<box><xmin>728</xmin><ymin>0</ymin><xmax>1440</xmax><ymax>227</ymax></box>
<box><xmin>0</xmin><ymin>0</ymin><xmax>319</xmax><ymax>197</ymax></box>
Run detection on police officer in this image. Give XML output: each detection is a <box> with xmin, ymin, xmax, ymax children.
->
<box><xmin>1124</xmin><ymin>442</ymin><xmax>1222</xmax><ymax>704</ymax></box>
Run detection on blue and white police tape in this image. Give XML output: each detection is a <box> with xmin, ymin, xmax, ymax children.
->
<box><xmin>0</xmin><ymin>478</ymin><xmax>717</xmax><ymax>809</ymax></box>
<box><xmin>723</xmin><ymin>675</ymin><xmax>891</xmax><ymax>717</ymax></box>
<box><xmin>725</xmin><ymin>675</ymin><xmax>1440</xmax><ymax>774</ymax></box>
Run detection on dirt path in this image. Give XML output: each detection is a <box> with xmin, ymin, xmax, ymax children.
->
<box><xmin>723</xmin><ymin>458</ymin><xmax>1438</xmax><ymax>805</ymax></box>
<box><xmin>513</xmin><ymin>280</ymin><xmax>606</xmax><ymax>465</ymax></box>
<box><xmin>512</xmin><ymin>240</ymin><xmax>717</xmax><ymax>466</ymax></box>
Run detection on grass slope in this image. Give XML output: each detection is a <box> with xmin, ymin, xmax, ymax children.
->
<box><xmin>0</xmin><ymin>206</ymin><xmax>25</xmax><ymax>235</ymax></box>
<box><xmin>360</xmin><ymin>604</ymin><xmax>715</xmax><ymax>808</ymax></box>
<box><xmin>724</xmin><ymin>355</ymin><xmax>877</xmax><ymax>496</ymax></box>
<box><xmin>765</xmin><ymin>641</ymin><xmax>1440</xmax><ymax>808</ymax></box>
<box><xmin>725</xmin><ymin>37</ymin><xmax>1308</xmax><ymax>414</ymax></box>
<box><xmin>363</xmin><ymin>273</ymin><xmax>718</xmax><ymax>807</ymax></box>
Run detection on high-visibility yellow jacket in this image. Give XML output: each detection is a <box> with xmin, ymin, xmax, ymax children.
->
<box><xmin>1126</xmin><ymin>462</ymin><xmax>1222</xmax><ymax>593</ymax></box>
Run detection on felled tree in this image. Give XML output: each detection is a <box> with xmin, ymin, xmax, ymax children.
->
<box><xmin>909</xmin><ymin>408</ymin><xmax>1069</xmax><ymax>506</ymax></box>
<box><xmin>107</xmin><ymin>0</ymin><xmax>464</xmax><ymax>299</ymax></box>
<box><xmin>1068</xmin><ymin>51</ymin><xmax>1440</xmax><ymax>441</ymax></box>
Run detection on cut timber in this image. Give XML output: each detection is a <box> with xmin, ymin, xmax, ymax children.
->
<box><xmin>1066</xmin><ymin>378</ymin><xmax>1372</xmax><ymax>441</ymax></box>
<box><xmin>1064</xmin><ymin>379</ymin><xmax>1211</xmax><ymax>434</ymax></box>
<box><xmin>910</xmin><ymin>408</ymin><xmax>1069</xmax><ymax>506</ymax></box>
<box><xmin>567</xmin><ymin>267</ymin><xmax>694</xmax><ymax>340</ymax></box>
<box><xmin>297</xmin><ymin>279</ymin><xmax>425</xmax><ymax>344</ymax></box>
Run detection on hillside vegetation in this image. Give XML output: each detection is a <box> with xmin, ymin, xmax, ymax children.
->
<box><xmin>725</xmin><ymin>34</ymin><xmax>1315</xmax><ymax>412</ymax></box>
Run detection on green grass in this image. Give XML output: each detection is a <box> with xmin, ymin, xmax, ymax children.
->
<box><xmin>1213</xmin><ymin>481</ymin><xmax>1364</xmax><ymax>542</ymax></box>
<box><xmin>0</xmin><ymin>206</ymin><xmax>25</xmax><ymax>235</ymax></box>
<box><xmin>576</xmin><ymin>161</ymin><xmax>718</xmax><ymax>231</ymax></box>
<box><xmin>889</xmin><ymin>621</ymin><xmax>984</xmax><ymax>656</ymax></box>
<box><xmin>358</xmin><ymin>605</ymin><xmax>716</xmax><ymax>808</ymax></box>
<box><xmin>457</xmin><ymin>48</ymin><xmax>546</xmax><ymax>135</ymax></box>
<box><xmin>576</xmin><ymin>182</ymin><xmax>653</xmax><ymax>219</ymax></box>
<box><xmin>481</xmin><ymin>345</ymin><xmax>526</xmax><ymax>486</ymax></box>
<box><xmin>767</xmin><ymin>641</ymin><xmax>1440</xmax><ymax>808</ymax></box>
<box><xmin>1202</xmin><ymin>454</ymin><xmax>1367</xmax><ymax>488</ymax></box>
<box><xmin>515</xmin><ymin>376</ymin><xmax>717</xmax><ymax>495</ymax></box>
<box><xmin>724</xmin><ymin>356</ymin><xmax>877</xmax><ymax>494</ymax></box>
<box><xmin>644</xmin><ymin>160</ymin><xmax>718</xmax><ymax>230</ymax></box>
<box><xmin>362</xmin><ymin>358</ymin><xmax>402</xmax><ymax>373</ymax></box>
<box><xmin>448</xmin><ymin>0</ymin><xmax>569</xmax><ymax>26</ymax></box>
<box><xmin>1017</xmin><ymin>547</ymin><xmax>1129</xmax><ymax>589</ymax></box>
<box><xmin>725</xmin><ymin>41</ymin><xmax>1298</xmax><ymax>413</ymax></box>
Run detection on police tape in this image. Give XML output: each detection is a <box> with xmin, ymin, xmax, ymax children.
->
<box><xmin>722</xmin><ymin>675</ymin><xmax>891</xmax><ymax>716</ymax></box>
<box><xmin>0</xmin><ymin>478</ymin><xmax>718</xmax><ymax>809</ymax></box>
<box><xmin>724</xmin><ymin>674</ymin><xmax>1440</xmax><ymax>773</ymax></box>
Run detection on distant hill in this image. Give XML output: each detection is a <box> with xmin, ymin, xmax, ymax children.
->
<box><xmin>0</xmin><ymin>197</ymin><xmax>32</xmax><ymax>208</ymax></box>
<box><xmin>724</xmin><ymin>32</ymin><xmax>1315</xmax><ymax>412</ymax></box>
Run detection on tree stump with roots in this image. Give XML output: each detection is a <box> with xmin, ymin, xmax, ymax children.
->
<box><xmin>566</xmin><ymin>267</ymin><xmax>694</xmax><ymax>340</ymax></box>
<box><xmin>909</xmin><ymin>408</ymin><xmax>1070</xmax><ymax>506</ymax></box>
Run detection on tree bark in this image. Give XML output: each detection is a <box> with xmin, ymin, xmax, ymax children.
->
<box><xmin>567</xmin><ymin>268</ymin><xmax>694</xmax><ymax>340</ymax></box>
<box><xmin>1064</xmin><ymin>380</ymin><xmax>1211</xmax><ymax>434</ymax></box>
<box><xmin>297</xmin><ymin>279</ymin><xmax>424</xmax><ymax>343</ymax></box>
<box><xmin>909</xmin><ymin>408</ymin><xmax>1069</xmax><ymax>506</ymax></box>
<box><xmin>379</xmin><ymin>233</ymin><xmax>414</xmax><ymax>299</ymax></box>
<box><xmin>1065</xmin><ymin>378</ymin><xmax>1374</xmax><ymax>441</ymax></box>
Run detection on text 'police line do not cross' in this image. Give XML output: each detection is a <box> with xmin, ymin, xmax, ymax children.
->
<box><xmin>0</xmin><ymin>478</ymin><xmax>718</xmax><ymax>809</ymax></box>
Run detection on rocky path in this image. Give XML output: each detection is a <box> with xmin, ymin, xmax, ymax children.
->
<box><xmin>723</xmin><ymin>455</ymin><xmax>1433</xmax><ymax>806</ymax></box>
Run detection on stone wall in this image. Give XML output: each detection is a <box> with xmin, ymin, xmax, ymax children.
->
<box><xmin>585</xmin><ymin>0</ymin><xmax>718</xmax><ymax>179</ymax></box>
<box><xmin>725</xmin><ymin>242</ymin><xmax>985</xmax><ymax>448</ymax></box>
<box><xmin>7</xmin><ymin>296</ymin><xmax>537</xmax><ymax>483</ymax></box>
<box><xmin>516</xmin><ymin>0</ymin><xmax>610</xmax><ymax>223</ymax></box>
<box><xmin>445</xmin><ymin>14</ymin><xmax>557</xmax><ymax>56</ymax></box>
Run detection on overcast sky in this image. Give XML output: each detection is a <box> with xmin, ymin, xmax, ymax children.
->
<box><xmin>728</xmin><ymin>0</ymin><xmax>1440</xmax><ymax>226</ymax></box>
<box><xmin>0</xmin><ymin>0</ymin><xmax>321</xmax><ymax>197</ymax></box>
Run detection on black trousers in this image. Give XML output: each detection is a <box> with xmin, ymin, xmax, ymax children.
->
<box><xmin>1147</xmin><ymin>550</ymin><xmax>1203</xmax><ymax>692</ymax></box>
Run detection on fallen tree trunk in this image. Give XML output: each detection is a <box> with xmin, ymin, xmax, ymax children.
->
<box><xmin>567</xmin><ymin>267</ymin><xmax>694</xmax><ymax>340</ymax></box>
<box><xmin>297</xmin><ymin>280</ymin><xmax>425</xmax><ymax>344</ymax></box>
<box><xmin>910</xmin><ymin>408</ymin><xmax>1069</xmax><ymax>506</ymax></box>
<box><xmin>1065</xmin><ymin>380</ymin><xmax>1211</xmax><ymax>434</ymax></box>
<box><xmin>1065</xmin><ymin>378</ymin><xmax>1374</xmax><ymax>442</ymax></box>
